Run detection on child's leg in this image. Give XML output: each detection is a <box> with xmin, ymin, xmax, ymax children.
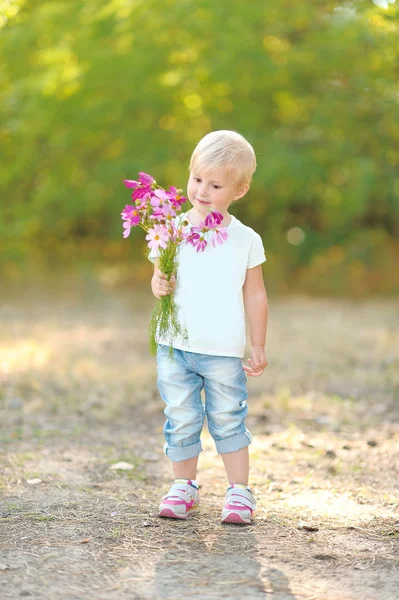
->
<box><xmin>173</xmin><ymin>456</ymin><xmax>199</xmax><ymax>480</ymax></box>
<box><xmin>156</xmin><ymin>345</ymin><xmax>205</xmax><ymax>463</ymax></box>
<box><xmin>221</xmin><ymin>449</ymin><xmax>255</xmax><ymax>526</ymax></box>
<box><xmin>203</xmin><ymin>356</ymin><xmax>251</xmax><ymax>474</ymax></box>
<box><xmin>201</xmin><ymin>355</ymin><xmax>255</xmax><ymax>523</ymax></box>
<box><xmin>220</xmin><ymin>447</ymin><xmax>249</xmax><ymax>486</ymax></box>
<box><xmin>156</xmin><ymin>346</ymin><xmax>204</xmax><ymax>519</ymax></box>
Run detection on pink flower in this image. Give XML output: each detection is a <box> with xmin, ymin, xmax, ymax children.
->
<box><xmin>150</xmin><ymin>189</ymin><xmax>168</xmax><ymax>207</ymax></box>
<box><xmin>122</xmin><ymin>175</ymin><xmax>227</xmax><ymax>254</ymax></box>
<box><xmin>132</xmin><ymin>186</ymin><xmax>152</xmax><ymax>200</ymax></box>
<box><xmin>149</xmin><ymin>210</ymin><xmax>164</xmax><ymax>222</ymax></box>
<box><xmin>167</xmin><ymin>186</ymin><xmax>187</xmax><ymax>208</ymax></box>
<box><xmin>123</xmin><ymin>222</ymin><xmax>132</xmax><ymax>238</ymax></box>
<box><xmin>186</xmin><ymin>229</ymin><xmax>207</xmax><ymax>252</ymax></box>
<box><xmin>121</xmin><ymin>205</ymin><xmax>141</xmax><ymax>226</ymax></box>
<box><xmin>161</xmin><ymin>203</ymin><xmax>177</xmax><ymax>219</ymax></box>
<box><xmin>194</xmin><ymin>236</ymin><xmax>208</xmax><ymax>252</ymax></box>
<box><xmin>127</xmin><ymin>173</ymin><xmax>155</xmax><ymax>200</ymax></box>
<box><xmin>168</xmin><ymin>221</ymin><xmax>189</xmax><ymax>244</ymax></box>
<box><xmin>124</xmin><ymin>179</ymin><xmax>139</xmax><ymax>189</ymax></box>
<box><xmin>186</xmin><ymin>213</ymin><xmax>229</xmax><ymax>252</ymax></box>
<box><xmin>139</xmin><ymin>191</ymin><xmax>152</xmax><ymax>206</ymax></box>
<box><xmin>145</xmin><ymin>225</ymin><xmax>169</xmax><ymax>251</ymax></box>
<box><xmin>186</xmin><ymin>228</ymin><xmax>201</xmax><ymax>243</ymax></box>
<box><xmin>205</xmin><ymin>211</ymin><xmax>223</xmax><ymax>228</ymax></box>
<box><xmin>189</xmin><ymin>222</ymin><xmax>208</xmax><ymax>237</ymax></box>
<box><xmin>150</xmin><ymin>203</ymin><xmax>177</xmax><ymax>223</ymax></box>
<box><xmin>139</xmin><ymin>172</ymin><xmax>155</xmax><ymax>186</ymax></box>
<box><xmin>210</xmin><ymin>227</ymin><xmax>228</xmax><ymax>247</ymax></box>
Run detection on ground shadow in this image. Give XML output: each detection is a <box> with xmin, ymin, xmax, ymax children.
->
<box><xmin>153</xmin><ymin>519</ymin><xmax>297</xmax><ymax>599</ymax></box>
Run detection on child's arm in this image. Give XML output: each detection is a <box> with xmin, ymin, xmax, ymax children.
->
<box><xmin>242</xmin><ymin>265</ymin><xmax>269</xmax><ymax>376</ymax></box>
<box><xmin>151</xmin><ymin>259</ymin><xmax>176</xmax><ymax>299</ymax></box>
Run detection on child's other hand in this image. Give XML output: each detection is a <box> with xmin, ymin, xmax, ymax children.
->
<box><xmin>152</xmin><ymin>268</ymin><xmax>176</xmax><ymax>299</ymax></box>
<box><xmin>242</xmin><ymin>346</ymin><xmax>268</xmax><ymax>377</ymax></box>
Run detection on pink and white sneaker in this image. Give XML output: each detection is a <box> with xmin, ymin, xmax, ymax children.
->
<box><xmin>158</xmin><ymin>479</ymin><xmax>200</xmax><ymax>519</ymax></box>
<box><xmin>221</xmin><ymin>484</ymin><xmax>256</xmax><ymax>524</ymax></box>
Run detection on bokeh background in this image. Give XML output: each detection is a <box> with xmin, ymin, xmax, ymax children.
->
<box><xmin>1</xmin><ymin>0</ymin><xmax>399</xmax><ymax>295</ymax></box>
<box><xmin>1</xmin><ymin>4</ymin><xmax>399</xmax><ymax>596</ymax></box>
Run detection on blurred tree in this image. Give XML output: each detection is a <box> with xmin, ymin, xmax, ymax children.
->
<box><xmin>0</xmin><ymin>0</ymin><xmax>398</xmax><ymax>292</ymax></box>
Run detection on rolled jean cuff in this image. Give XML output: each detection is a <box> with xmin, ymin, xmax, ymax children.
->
<box><xmin>164</xmin><ymin>440</ymin><xmax>203</xmax><ymax>462</ymax></box>
<box><xmin>215</xmin><ymin>430</ymin><xmax>252</xmax><ymax>455</ymax></box>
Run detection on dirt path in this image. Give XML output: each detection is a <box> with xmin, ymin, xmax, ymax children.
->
<box><xmin>1</xmin><ymin>274</ymin><xmax>398</xmax><ymax>599</ymax></box>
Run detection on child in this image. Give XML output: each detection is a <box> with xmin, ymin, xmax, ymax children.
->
<box><xmin>148</xmin><ymin>130</ymin><xmax>268</xmax><ymax>524</ymax></box>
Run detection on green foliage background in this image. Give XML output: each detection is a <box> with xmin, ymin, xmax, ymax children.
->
<box><xmin>1</xmin><ymin>0</ymin><xmax>398</xmax><ymax>294</ymax></box>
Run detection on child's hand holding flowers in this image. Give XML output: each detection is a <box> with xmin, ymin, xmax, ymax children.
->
<box><xmin>152</xmin><ymin>268</ymin><xmax>176</xmax><ymax>299</ymax></box>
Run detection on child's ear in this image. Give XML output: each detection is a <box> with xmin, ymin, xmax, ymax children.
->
<box><xmin>234</xmin><ymin>183</ymin><xmax>249</xmax><ymax>200</ymax></box>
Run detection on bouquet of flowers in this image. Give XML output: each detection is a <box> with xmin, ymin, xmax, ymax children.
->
<box><xmin>121</xmin><ymin>172</ymin><xmax>229</xmax><ymax>356</ymax></box>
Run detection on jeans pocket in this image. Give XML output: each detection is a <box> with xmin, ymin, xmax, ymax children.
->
<box><xmin>157</xmin><ymin>344</ymin><xmax>174</xmax><ymax>364</ymax></box>
<box><xmin>156</xmin><ymin>344</ymin><xmax>168</xmax><ymax>367</ymax></box>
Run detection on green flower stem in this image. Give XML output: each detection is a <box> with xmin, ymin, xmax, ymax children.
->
<box><xmin>148</xmin><ymin>238</ymin><xmax>188</xmax><ymax>358</ymax></box>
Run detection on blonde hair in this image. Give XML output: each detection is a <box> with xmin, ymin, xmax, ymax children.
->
<box><xmin>189</xmin><ymin>130</ymin><xmax>256</xmax><ymax>188</ymax></box>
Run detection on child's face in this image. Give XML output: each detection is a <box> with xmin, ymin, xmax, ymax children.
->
<box><xmin>187</xmin><ymin>166</ymin><xmax>248</xmax><ymax>216</ymax></box>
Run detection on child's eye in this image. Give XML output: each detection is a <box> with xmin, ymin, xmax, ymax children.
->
<box><xmin>212</xmin><ymin>185</ymin><xmax>221</xmax><ymax>190</ymax></box>
<box><xmin>194</xmin><ymin>177</ymin><xmax>202</xmax><ymax>183</ymax></box>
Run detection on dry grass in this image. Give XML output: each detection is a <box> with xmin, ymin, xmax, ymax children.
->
<box><xmin>0</xmin><ymin>272</ymin><xmax>398</xmax><ymax>599</ymax></box>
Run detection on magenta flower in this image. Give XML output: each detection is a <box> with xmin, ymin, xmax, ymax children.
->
<box><xmin>186</xmin><ymin>227</ymin><xmax>200</xmax><ymax>242</ymax></box>
<box><xmin>121</xmin><ymin>205</ymin><xmax>141</xmax><ymax>226</ymax></box>
<box><xmin>167</xmin><ymin>186</ymin><xmax>187</xmax><ymax>208</ymax></box>
<box><xmin>126</xmin><ymin>173</ymin><xmax>156</xmax><ymax>200</ymax></box>
<box><xmin>145</xmin><ymin>225</ymin><xmax>169</xmax><ymax>251</ymax></box>
<box><xmin>132</xmin><ymin>186</ymin><xmax>152</xmax><ymax>200</ymax></box>
<box><xmin>205</xmin><ymin>211</ymin><xmax>223</xmax><ymax>228</ymax></box>
<box><xmin>139</xmin><ymin>172</ymin><xmax>155</xmax><ymax>186</ymax></box>
<box><xmin>186</xmin><ymin>211</ymin><xmax>229</xmax><ymax>252</ymax></box>
<box><xmin>186</xmin><ymin>229</ymin><xmax>205</xmax><ymax>252</ymax></box>
<box><xmin>121</xmin><ymin>173</ymin><xmax>189</xmax><ymax>240</ymax></box>
<box><xmin>124</xmin><ymin>179</ymin><xmax>139</xmax><ymax>189</ymax></box>
<box><xmin>194</xmin><ymin>236</ymin><xmax>208</xmax><ymax>252</ymax></box>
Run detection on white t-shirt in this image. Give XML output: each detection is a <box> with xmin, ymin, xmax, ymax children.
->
<box><xmin>148</xmin><ymin>212</ymin><xmax>266</xmax><ymax>358</ymax></box>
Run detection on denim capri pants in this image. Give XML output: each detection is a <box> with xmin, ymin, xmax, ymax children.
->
<box><xmin>156</xmin><ymin>344</ymin><xmax>252</xmax><ymax>462</ymax></box>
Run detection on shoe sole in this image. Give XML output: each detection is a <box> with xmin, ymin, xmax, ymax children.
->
<box><xmin>221</xmin><ymin>511</ymin><xmax>251</xmax><ymax>525</ymax></box>
<box><xmin>158</xmin><ymin>507</ymin><xmax>199</xmax><ymax>520</ymax></box>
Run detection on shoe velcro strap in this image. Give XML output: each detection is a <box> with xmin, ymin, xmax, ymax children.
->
<box><xmin>226</xmin><ymin>487</ymin><xmax>256</xmax><ymax>510</ymax></box>
<box><xmin>162</xmin><ymin>483</ymin><xmax>196</xmax><ymax>503</ymax></box>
